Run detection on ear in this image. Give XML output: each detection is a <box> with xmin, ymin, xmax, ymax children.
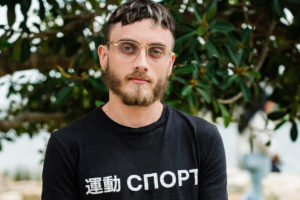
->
<box><xmin>98</xmin><ymin>45</ymin><xmax>108</xmax><ymax>71</ymax></box>
<box><xmin>167</xmin><ymin>52</ymin><xmax>176</xmax><ymax>76</ymax></box>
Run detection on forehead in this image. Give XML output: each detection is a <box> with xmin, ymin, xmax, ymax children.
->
<box><xmin>109</xmin><ymin>19</ymin><xmax>174</xmax><ymax>48</ymax></box>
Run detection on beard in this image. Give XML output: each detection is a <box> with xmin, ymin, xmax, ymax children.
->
<box><xmin>102</xmin><ymin>64</ymin><xmax>169</xmax><ymax>106</ymax></box>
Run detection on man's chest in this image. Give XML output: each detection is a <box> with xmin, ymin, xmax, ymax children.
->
<box><xmin>77</xmin><ymin>133</ymin><xmax>199</xmax><ymax>199</ymax></box>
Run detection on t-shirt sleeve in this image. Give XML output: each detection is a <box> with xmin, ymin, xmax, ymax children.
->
<box><xmin>42</xmin><ymin>134</ymin><xmax>79</xmax><ymax>200</ymax></box>
<box><xmin>197</xmin><ymin>125</ymin><xmax>228</xmax><ymax>200</ymax></box>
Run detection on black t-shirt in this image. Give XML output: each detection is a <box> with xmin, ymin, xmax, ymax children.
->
<box><xmin>42</xmin><ymin>104</ymin><xmax>227</xmax><ymax>200</ymax></box>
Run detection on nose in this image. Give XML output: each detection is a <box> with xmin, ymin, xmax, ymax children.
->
<box><xmin>133</xmin><ymin>46</ymin><xmax>149</xmax><ymax>72</ymax></box>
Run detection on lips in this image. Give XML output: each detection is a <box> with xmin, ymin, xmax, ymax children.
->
<box><xmin>129</xmin><ymin>76</ymin><xmax>150</xmax><ymax>84</ymax></box>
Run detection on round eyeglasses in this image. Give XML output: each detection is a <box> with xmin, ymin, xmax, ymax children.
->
<box><xmin>107</xmin><ymin>40</ymin><xmax>172</xmax><ymax>64</ymax></box>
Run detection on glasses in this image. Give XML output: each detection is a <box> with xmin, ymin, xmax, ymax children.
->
<box><xmin>107</xmin><ymin>40</ymin><xmax>172</xmax><ymax>64</ymax></box>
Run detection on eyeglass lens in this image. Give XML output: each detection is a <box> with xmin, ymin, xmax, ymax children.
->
<box><xmin>115</xmin><ymin>41</ymin><xmax>168</xmax><ymax>63</ymax></box>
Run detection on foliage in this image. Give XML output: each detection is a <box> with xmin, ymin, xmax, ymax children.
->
<box><xmin>0</xmin><ymin>0</ymin><xmax>299</xmax><ymax>146</ymax></box>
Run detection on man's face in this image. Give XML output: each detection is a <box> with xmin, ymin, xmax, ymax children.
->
<box><xmin>98</xmin><ymin>19</ymin><xmax>175</xmax><ymax>106</ymax></box>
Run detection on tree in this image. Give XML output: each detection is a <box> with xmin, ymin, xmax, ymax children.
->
<box><xmin>0</xmin><ymin>0</ymin><xmax>299</xmax><ymax>149</ymax></box>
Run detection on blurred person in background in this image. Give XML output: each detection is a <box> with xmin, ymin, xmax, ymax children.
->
<box><xmin>238</xmin><ymin>94</ymin><xmax>279</xmax><ymax>200</ymax></box>
<box><xmin>271</xmin><ymin>154</ymin><xmax>281</xmax><ymax>173</ymax></box>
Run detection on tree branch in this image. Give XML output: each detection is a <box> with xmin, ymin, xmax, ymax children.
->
<box><xmin>242</xmin><ymin>0</ymin><xmax>251</xmax><ymax>25</ymax></box>
<box><xmin>255</xmin><ymin>20</ymin><xmax>277</xmax><ymax>71</ymax></box>
<box><xmin>0</xmin><ymin>50</ymin><xmax>94</xmax><ymax>77</ymax></box>
<box><xmin>218</xmin><ymin>92</ymin><xmax>243</xmax><ymax>104</ymax></box>
<box><xmin>0</xmin><ymin>112</ymin><xmax>66</xmax><ymax>131</ymax></box>
<box><xmin>218</xmin><ymin>19</ymin><xmax>277</xmax><ymax>104</ymax></box>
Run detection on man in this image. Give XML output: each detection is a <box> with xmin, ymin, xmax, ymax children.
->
<box><xmin>238</xmin><ymin>100</ymin><xmax>277</xmax><ymax>200</ymax></box>
<box><xmin>42</xmin><ymin>0</ymin><xmax>227</xmax><ymax>199</ymax></box>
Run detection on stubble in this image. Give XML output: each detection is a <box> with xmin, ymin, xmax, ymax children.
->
<box><xmin>102</xmin><ymin>65</ymin><xmax>169</xmax><ymax>106</ymax></box>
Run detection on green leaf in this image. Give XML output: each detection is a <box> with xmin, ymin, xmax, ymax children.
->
<box><xmin>88</xmin><ymin>78</ymin><xmax>107</xmax><ymax>92</ymax></box>
<box><xmin>247</xmin><ymin>71</ymin><xmax>261</xmax><ymax>80</ymax></box>
<box><xmin>191</xmin><ymin>3</ymin><xmax>202</xmax><ymax>22</ymax></box>
<box><xmin>89</xmin><ymin>0</ymin><xmax>100</xmax><ymax>10</ymax></box>
<box><xmin>19</xmin><ymin>20</ymin><xmax>30</xmax><ymax>33</ymax></box>
<box><xmin>195</xmin><ymin>87</ymin><xmax>211</xmax><ymax>103</ymax></box>
<box><xmin>174</xmin><ymin>65</ymin><xmax>196</xmax><ymax>75</ymax></box>
<box><xmin>186</xmin><ymin>93</ymin><xmax>196</xmax><ymax>115</ymax></box>
<box><xmin>286</xmin><ymin>0</ymin><xmax>300</xmax><ymax>4</ymax></box>
<box><xmin>95</xmin><ymin>100</ymin><xmax>104</xmax><ymax>107</ymax></box>
<box><xmin>240</xmin><ymin>81</ymin><xmax>250</xmax><ymax>102</ymax></box>
<box><xmin>242</xmin><ymin>28</ymin><xmax>251</xmax><ymax>43</ymax></box>
<box><xmin>268</xmin><ymin>111</ymin><xmax>286</xmax><ymax>120</ymax></box>
<box><xmin>20</xmin><ymin>0</ymin><xmax>31</xmax><ymax>15</ymax></box>
<box><xmin>0</xmin><ymin>40</ymin><xmax>11</xmax><ymax>48</ymax></box>
<box><xmin>56</xmin><ymin>86</ymin><xmax>73</xmax><ymax>105</ymax></box>
<box><xmin>21</xmin><ymin>39</ymin><xmax>31</xmax><ymax>62</ymax></box>
<box><xmin>181</xmin><ymin>85</ymin><xmax>193</xmax><ymax>97</ymax></box>
<box><xmin>205</xmin><ymin>60</ymin><xmax>217</xmax><ymax>71</ymax></box>
<box><xmin>236</xmin><ymin>49</ymin><xmax>245</xmax><ymax>66</ymax></box>
<box><xmin>4</xmin><ymin>136</ymin><xmax>13</xmax><ymax>142</ymax></box>
<box><xmin>176</xmin><ymin>31</ymin><xmax>197</xmax><ymax>43</ymax></box>
<box><xmin>219</xmin><ymin>103</ymin><xmax>230</xmax><ymax>127</ymax></box>
<box><xmin>225</xmin><ymin>44</ymin><xmax>239</xmax><ymax>66</ymax></box>
<box><xmin>196</xmin><ymin>27</ymin><xmax>206</xmax><ymax>36</ymax></box>
<box><xmin>273</xmin><ymin>0</ymin><xmax>283</xmax><ymax>16</ymax></box>
<box><xmin>221</xmin><ymin>75</ymin><xmax>237</xmax><ymax>90</ymax></box>
<box><xmin>206</xmin><ymin>39</ymin><xmax>220</xmax><ymax>58</ymax></box>
<box><xmin>165</xmin><ymin>82</ymin><xmax>172</xmax><ymax>96</ymax></box>
<box><xmin>226</xmin><ymin>33</ymin><xmax>239</xmax><ymax>48</ymax></box>
<box><xmin>192</xmin><ymin>52</ymin><xmax>200</xmax><ymax>64</ymax></box>
<box><xmin>290</xmin><ymin>120</ymin><xmax>298</xmax><ymax>142</ymax></box>
<box><xmin>197</xmin><ymin>81</ymin><xmax>210</xmax><ymax>89</ymax></box>
<box><xmin>212</xmin><ymin>98</ymin><xmax>219</xmax><ymax>113</ymax></box>
<box><xmin>210</xmin><ymin>19</ymin><xmax>235</xmax><ymax>34</ymax></box>
<box><xmin>275</xmin><ymin>120</ymin><xmax>287</xmax><ymax>130</ymax></box>
<box><xmin>32</xmin><ymin>22</ymin><xmax>41</xmax><ymax>31</ymax></box>
<box><xmin>207</xmin><ymin>0</ymin><xmax>217</xmax><ymax>21</ymax></box>
<box><xmin>12</xmin><ymin>39</ymin><xmax>22</xmax><ymax>61</ymax></box>
<box><xmin>170</xmin><ymin>76</ymin><xmax>187</xmax><ymax>85</ymax></box>
<box><xmin>166</xmin><ymin>100</ymin><xmax>182</xmax><ymax>107</ymax></box>
<box><xmin>7</xmin><ymin>5</ymin><xmax>16</xmax><ymax>26</ymax></box>
<box><xmin>38</xmin><ymin>0</ymin><xmax>45</xmax><ymax>20</ymax></box>
<box><xmin>47</xmin><ymin>0</ymin><xmax>60</xmax><ymax>17</ymax></box>
<box><xmin>207</xmin><ymin>74</ymin><xmax>219</xmax><ymax>85</ymax></box>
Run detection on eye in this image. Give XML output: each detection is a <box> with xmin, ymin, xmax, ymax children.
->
<box><xmin>118</xmin><ymin>42</ymin><xmax>138</xmax><ymax>55</ymax></box>
<box><xmin>149</xmin><ymin>46</ymin><xmax>165</xmax><ymax>58</ymax></box>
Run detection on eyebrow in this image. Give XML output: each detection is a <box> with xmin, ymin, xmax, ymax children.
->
<box><xmin>117</xmin><ymin>38</ymin><xmax>167</xmax><ymax>47</ymax></box>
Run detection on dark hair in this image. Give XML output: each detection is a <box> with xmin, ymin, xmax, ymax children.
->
<box><xmin>104</xmin><ymin>0</ymin><xmax>175</xmax><ymax>43</ymax></box>
<box><xmin>238</xmin><ymin>91</ymin><xmax>268</xmax><ymax>133</ymax></box>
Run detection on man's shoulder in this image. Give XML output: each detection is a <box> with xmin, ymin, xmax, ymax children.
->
<box><xmin>167</xmin><ymin>105</ymin><xmax>219</xmax><ymax>135</ymax></box>
<box><xmin>167</xmin><ymin>105</ymin><xmax>223</xmax><ymax>151</ymax></box>
<box><xmin>51</xmin><ymin>108</ymin><xmax>99</xmax><ymax>141</ymax></box>
<box><xmin>169</xmin><ymin>106</ymin><xmax>216</xmax><ymax>130</ymax></box>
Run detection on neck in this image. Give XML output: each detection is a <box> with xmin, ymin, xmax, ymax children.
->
<box><xmin>102</xmin><ymin>93</ymin><xmax>164</xmax><ymax>128</ymax></box>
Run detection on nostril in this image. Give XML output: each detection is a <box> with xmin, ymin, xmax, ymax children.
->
<box><xmin>135</xmin><ymin>66</ymin><xmax>148</xmax><ymax>71</ymax></box>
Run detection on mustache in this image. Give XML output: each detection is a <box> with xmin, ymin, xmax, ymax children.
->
<box><xmin>125</xmin><ymin>71</ymin><xmax>153</xmax><ymax>83</ymax></box>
